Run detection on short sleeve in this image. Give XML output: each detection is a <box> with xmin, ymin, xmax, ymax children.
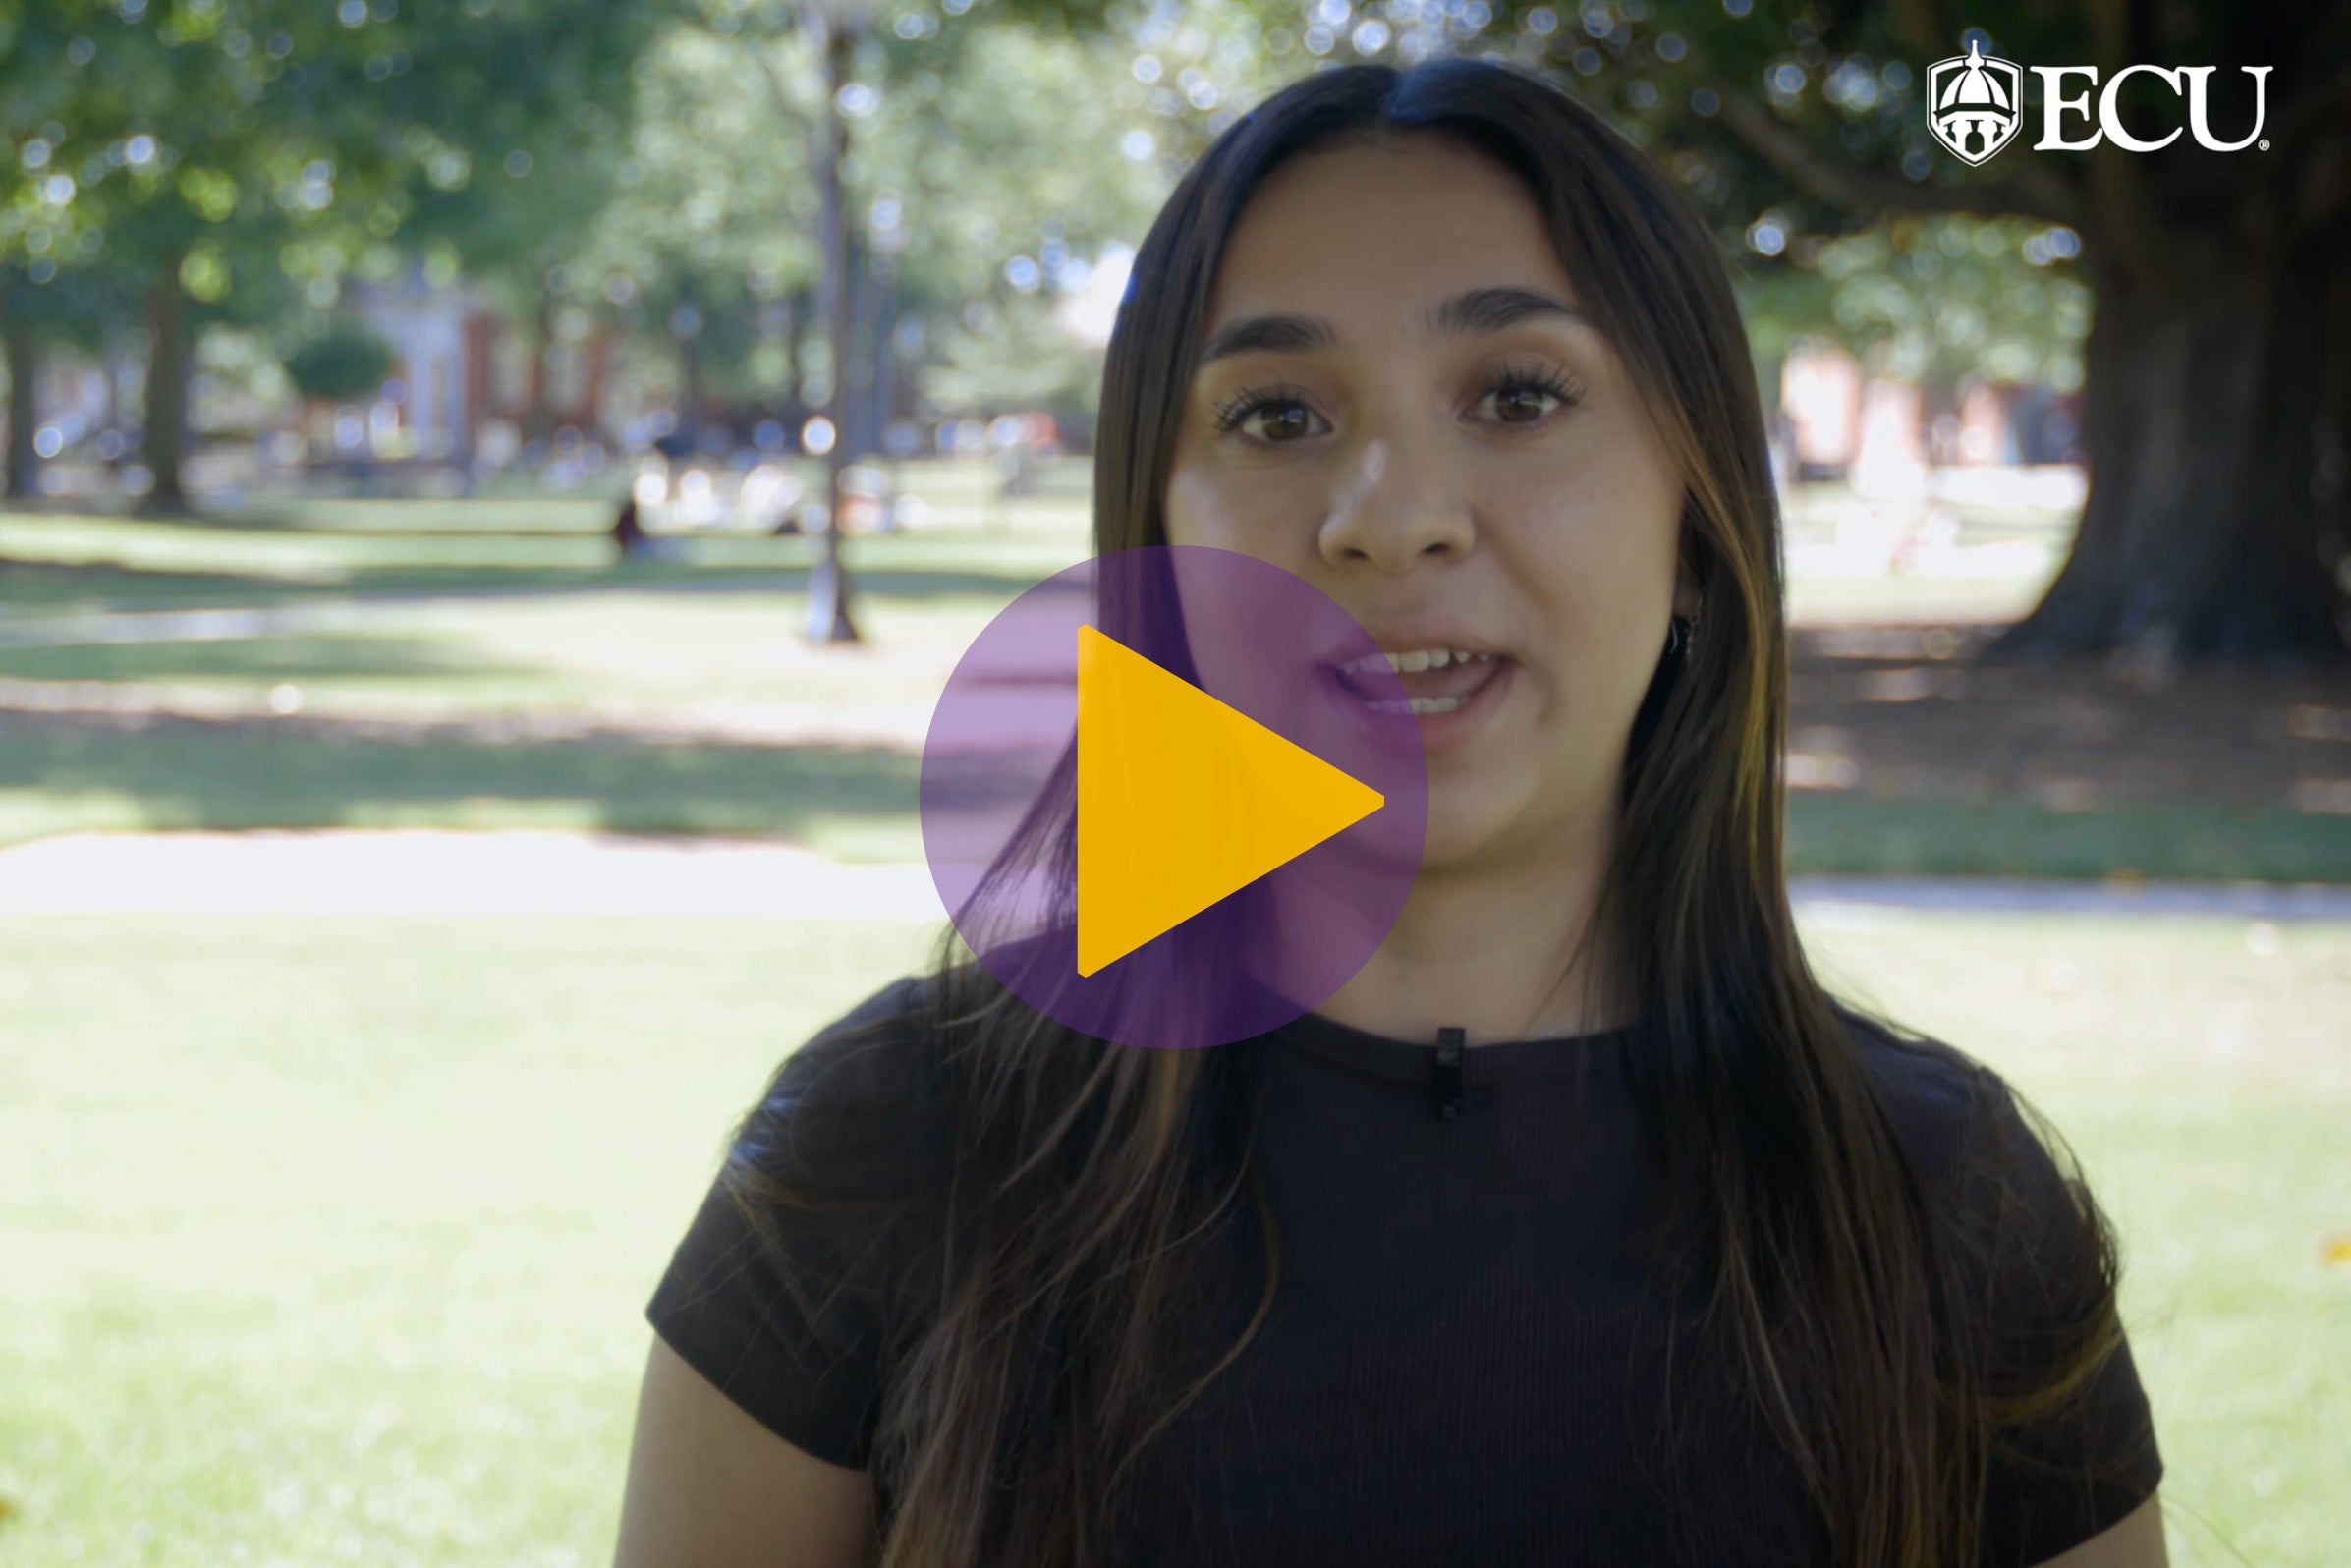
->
<box><xmin>1959</xmin><ymin>1067</ymin><xmax>2164</xmax><ymax>1566</ymax></box>
<box><xmin>644</xmin><ymin>975</ymin><xmax>947</xmax><ymax>1470</ymax></box>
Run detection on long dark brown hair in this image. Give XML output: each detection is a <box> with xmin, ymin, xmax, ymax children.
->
<box><xmin>724</xmin><ymin>57</ymin><xmax>2133</xmax><ymax>1567</ymax></box>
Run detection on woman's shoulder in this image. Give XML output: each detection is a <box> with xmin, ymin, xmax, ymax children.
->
<box><xmin>1830</xmin><ymin>1014</ymin><xmax>2158</xmax><ymax>1551</ymax></box>
<box><xmin>1832</xmin><ymin>1003</ymin><xmax>2111</xmax><ymax>1275</ymax></box>
<box><xmin>1831</xmin><ymin>1003</ymin><xmax>2051</xmax><ymax>1196</ymax></box>
<box><xmin>1837</xmin><ymin>1001</ymin><xmax>1989</xmax><ymax>1116</ymax></box>
<box><xmin>734</xmin><ymin>971</ymin><xmax>957</xmax><ymax>1202</ymax></box>
<box><xmin>650</xmin><ymin>973</ymin><xmax>955</xmax><ymax>1467</ymax></box>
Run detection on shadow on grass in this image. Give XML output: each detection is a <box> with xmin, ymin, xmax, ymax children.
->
<box><xmin>0</xmin><ymin>714</ymin><xmax>924</xmax><ymax>854</ymax></box>
<box><xmin>1787</xmin><ymin>796</ymin><xmax>2351</xmax><ymax>882</ymax></box>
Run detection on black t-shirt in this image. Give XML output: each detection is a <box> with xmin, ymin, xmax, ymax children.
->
<box><xmin>645</xmin><ymin>977</ymin><xmax>2162</xmax><ymax>1566</ymax></box>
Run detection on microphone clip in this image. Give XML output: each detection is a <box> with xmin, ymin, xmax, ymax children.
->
<box><xmin>1431</xmin><ymin>1026</ymin><xmax>1466</xmax><ymax>1121</ymax></box>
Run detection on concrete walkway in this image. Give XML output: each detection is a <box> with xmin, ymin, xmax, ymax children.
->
<box><xmin>1786</xmin><ymin>872</ymin><xmax>2351</xmax><ymax>922</ymax></box>
<box><xmin>1</xmin><ymin>829</ymin><xmax>2346</xmax><ymax>921</ymax></box>
<box><xmin>0</xmin><ymin>829</ymin><xmax>939</xmax><ymax>918</ymax></box>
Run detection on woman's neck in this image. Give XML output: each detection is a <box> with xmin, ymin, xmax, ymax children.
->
<box><xmin>1309</xmin><ymin>819</ymin><xmax>1625</xmax><ymax>1047</ymax></box>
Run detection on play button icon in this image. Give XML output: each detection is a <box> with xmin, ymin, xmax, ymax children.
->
<box><xmin>920</xmin><ymin>545</ymin><xmax>1429</xmax><ymax>1050</ymax></box>
<box><xmin>1075</xmin><ymin>622</ymin><xmax>1386</xmax><ymax>977</ymax></box>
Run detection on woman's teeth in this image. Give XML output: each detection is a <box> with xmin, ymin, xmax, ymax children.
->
<box><xmin>1334</xmin><ymin>647</ymin><xmax>1496</xmax><ymax>677</ymax></box>
<box><xmin>1331</xmin><ymin>647</ymin><xmax>1500</xmax><ymax>716</ymax></box>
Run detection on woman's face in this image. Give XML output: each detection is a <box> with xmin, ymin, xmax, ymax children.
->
<box><xmin>1163</xmin><ymin>133</ymin><xmax>1694</xmax><ymax>870</ymax></box>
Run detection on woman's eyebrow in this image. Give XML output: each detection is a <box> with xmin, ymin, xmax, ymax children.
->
<box><xmin>1196</xmin><ymin>286</ymin><xmax>1591</xmax><ymax>366</ymax></box>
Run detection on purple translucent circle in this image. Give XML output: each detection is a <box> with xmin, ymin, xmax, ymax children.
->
<box><xmin>920</xmin><ymin>545</ymin><xmax>1429</xmax><ymax>1050</ymax></box>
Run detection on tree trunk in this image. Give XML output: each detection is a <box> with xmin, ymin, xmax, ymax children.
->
<box><xmin>783</xmin><ymin>284</ymin><xmax>810</xmax><ymax>432</ymax></box>
<box><xmin>1984</xmin><ymin>228</ymin><xmax>2350</xmax><ymax>668</ymax></box>
<box><xmin>103</xmin><ymin>337</ymin><xmax>129</xmax><ymax>433</ymax></box>
<box><xmin>846</xmin><ymin>229</ymin><xmax>878</xmax><ymax>460</ymax></box>
<box><xmin>677</xmin><ymin>325</ymin><xmax>704</xmax><ymax>439</ymax></box>
<box><xmin>140</xmin><ymin>256</ymin><xmax>194</xmax><ymax>516</ymax></box>
<box><xmin>523</xmin><ymin>284</ymin><xmax>555</xmax><ymax>447</ymax></box>
<box><xmin>1917</xmin><ymin>364</ymin><xmax>1960</xmax><ymax>470</ymax></box>
<box><xmin>871</xmin><ymin>262</ymin><xmax>901</xmax><ymax>460</ymax></box>
<box><xmin>2</xmin><ymin>276</ymin><xmax>40</xmax><ymax>503</ymax></box>
<box><xmin>803</xmin><ymin>7</ymin><xmax>860</xmax><ymax>643</ymax></box>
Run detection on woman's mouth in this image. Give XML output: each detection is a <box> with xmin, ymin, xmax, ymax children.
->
<box><xmin>1327</xmin><ymin>646</ymin><xmax>1510</xmax><ymax>715</ymax></box>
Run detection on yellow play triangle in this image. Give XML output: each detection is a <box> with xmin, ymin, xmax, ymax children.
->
<box><xmin>1076</xmin><ymin>624</ymin><xmax>1384</xmax><ymax>977</ymax></box>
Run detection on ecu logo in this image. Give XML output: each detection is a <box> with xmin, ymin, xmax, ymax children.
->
<box><xmin>1927</xmin><ymin>39</ymin><xmax>2024</xmax><ymax>165</ymax></box>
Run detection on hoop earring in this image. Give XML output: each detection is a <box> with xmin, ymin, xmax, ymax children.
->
<box><xmin>1667</xmin><ymin>595</ymin><xmax>1705</xmax><ymax>661</ymax></box>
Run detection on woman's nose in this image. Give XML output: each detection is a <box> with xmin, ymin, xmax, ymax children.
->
<box><xmin>1316</xmin><ymin>437</ymin><xmax>1475</xmax><ymax>572</ymax></box>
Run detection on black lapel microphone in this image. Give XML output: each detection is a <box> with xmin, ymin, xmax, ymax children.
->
<box><xmin>1431</xmin><ymin>1027</ymin><xmax>1466</xmax><ymax>1121</ymax></box>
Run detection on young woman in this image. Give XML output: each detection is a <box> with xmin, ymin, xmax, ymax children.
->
<box><xmin>615</xmin><ymin>58</ymin><xmax>2165</xmax><ymax>1568</ymax></box>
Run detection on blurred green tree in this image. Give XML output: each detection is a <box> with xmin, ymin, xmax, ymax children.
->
<box><xmin>597</xmin><ymin>0</ymin><xmax>1215</xmax><ymax>637</ymax></box>
<box><xmin>1763</xmin><ymin>210</ymin><xmax>2091</xmax><ymax>480</ymax></box>
<box><xmin>923</xmin><ymin>294</ymin><xmax>1106</xmax><ymax>434</ymax></box>
<box><xmin>280</xmin><ymin>315</ymin><xmax>394</xmax><ymax>403</ymax></box>
<box><xmin>849</xmin><ymin>15</ymin><xmax>1191</xmax><ymax>434</ymax></box>
<box><xmin>0</xmin><ymin>0</ymin><xmax>656</xmax><ymax>513</ymax></box>
<box><xmin>559</xmin><ymin>21</ymin><xmax>822</xmax><ymax>436</ymax></box>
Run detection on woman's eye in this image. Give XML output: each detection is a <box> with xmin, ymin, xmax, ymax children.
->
<box><xmin>1219</xmin><ymin>394</ymin><xmax>1326</xmax><ymax>444</ymax></box>
<box><xmin>1477</xmin><ymin>377</ymin><xmax>1575</xmax><ymax>426</ymax></box>
<box><xmin>1488</xmin><ymin>387</ymin><xmax>1552</xmax><ymax>423</ymax></box>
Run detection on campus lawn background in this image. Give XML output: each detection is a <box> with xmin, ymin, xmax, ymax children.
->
<box><xmin>1</xmin><ymin>908</ymin><xmax>2344</xmax><ymax>1567</ymax></box>
<box><xmin>5</xmin><ymin>463</ymin><xmax>2345</xmax><ymax>879</ymax></box>
<box><xmin>0</xmin><ymin>465</ymin><xmax>2048</xmax><ymax>732</ymax></box>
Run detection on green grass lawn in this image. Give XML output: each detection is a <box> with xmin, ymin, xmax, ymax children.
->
<box><xmin>0</xmin><ymin>911</ymin><xmax>2340</xmax><ymax>1566</ymax></box>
